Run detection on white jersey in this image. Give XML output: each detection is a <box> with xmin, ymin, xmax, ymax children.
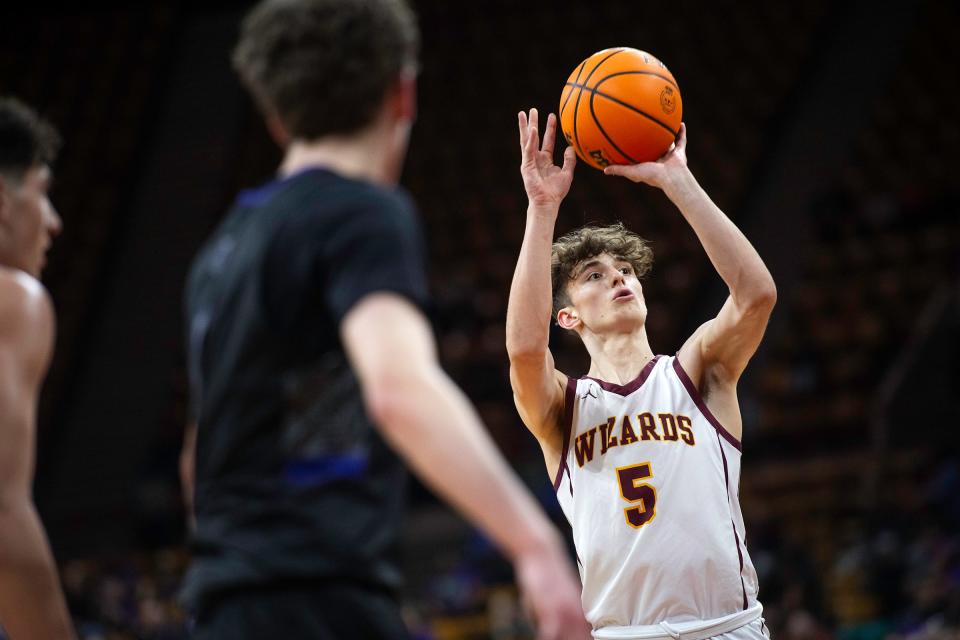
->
<box><xmin>554</xmin><ymin>355</ymin><xmax>761</xmax><ymax>633</ymax></box>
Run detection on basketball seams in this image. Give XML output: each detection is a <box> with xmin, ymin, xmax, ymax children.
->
<box><xmin>584</xmin><ymin>48</ymin><xmax>626</xmax><ymax>81</ymax></box>
<box><xmin>559</xmin><ymin>60</ymin><xmax>588</xmax><ymax>120</ymax></box>
<box><xmin>571</xmin><ymin>48</ymin><xmax>625</xmax><ymax>168</ymax></box>
<box><xmin>594</xmin><ymin>92</ymin><xmax>678</xmax><ymax>137</ymax></box>
<box><xmin>567</xmin><ymin>82</ymin><xmax>678</xmax><ymax>137</ymax></box>
<box><xmin>564</xmin><ymin>48</ymin><xmax>682</xmax><ymax>168</ymax></box>
<box><xmin>588</xmin><ymin>90</ymin><xmax>637</xmax><ymax>164</ymax></box>
<box><xmin>594</xmin><ymin>70</ymin><xmax>679</xmax><ymax>92</ymax></box>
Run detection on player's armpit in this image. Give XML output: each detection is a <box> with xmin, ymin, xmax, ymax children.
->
<box><xmin>180</xmin><ymin>422</ymin><xmax>197</xmax><ymax>529</ymax></box>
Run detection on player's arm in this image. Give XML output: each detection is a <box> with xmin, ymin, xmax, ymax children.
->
<box><xmin>506</xmin><ymin>109</ymin><xmax>576</xmax><ymax>453</ymax></box>
<box><xmin>179</xmin><ymin>421</ymin><xmax>197</xmax><ymax>530</ymax></box>
<box><xmin>306</xmin><ymin>184</ymin><xmax>587</xmax><ymax>639</ymax></box>
<box><xmin>342</xmin><ymin>295</ymin><xmax>588</xmax><ymax>640</ymax></box>
<box><xmin>605</xmin><ymin>124</ymin><xmax>776</xmax><ymax>385</ymax></box>
<box><xmin>0</xmin><ymin>275</ymin><xmax>76</xmax><ymax>640</ymax></box>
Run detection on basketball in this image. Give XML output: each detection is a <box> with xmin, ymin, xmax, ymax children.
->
<box><xmin>559</xmin><ymin>47</ymin><xmax>683</xmax><ymax>170</ymax></box>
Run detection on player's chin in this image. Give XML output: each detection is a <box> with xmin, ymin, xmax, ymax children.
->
<box><xmin>33</xmin><ymin>253</ymin><xmax>46</xmax><ymax>277</ymax></box>
<box><xmin>612</xmin><ymin>302</ymin><xmax>646</xmax><ymax>319</ymax></box>
<box><xmin>627</xmin><ymin>309</ymin><xmax>648</xmax><ymax>330</ymax></box>
<box><xmin>604</xmin><ymin>310</ymin><xmax>646</xmax><ymax>333</ymax></box>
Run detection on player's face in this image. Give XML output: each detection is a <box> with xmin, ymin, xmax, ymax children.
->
<box><xmin>562</xmin><ymin>253</ymin><xmax>647</xmax><ymax>334</ymax></box>
<box><xmin>0</xmin><ymin>165</ymin><xmax>61</xmax><ymax>277</ymax></box>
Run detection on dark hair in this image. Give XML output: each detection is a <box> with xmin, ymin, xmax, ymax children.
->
<box><xmin>551</xmin><ymin>223</ymin><xmax>654</xmax><ymax>316</ymax></box>
<box><xmin>0</xmin><ymin>97</ymin><xmax>61</xmax><ymax>181</ymax></box>
<box><xmin>233</xmin><ymin>0</ymin><xmax>419</xmax><ymax>141</ymax></box>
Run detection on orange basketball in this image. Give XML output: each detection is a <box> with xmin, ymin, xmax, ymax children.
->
<box><xmin>559</xmin><ymin>47</ymin><xmax>682</xmax><ymax>170</ymax></box>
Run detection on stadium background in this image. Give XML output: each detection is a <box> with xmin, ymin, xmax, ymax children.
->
<box><xmin>2</xmin><ymin>0</ymin><xmax>958</xmax><ymax>637</ymax></box>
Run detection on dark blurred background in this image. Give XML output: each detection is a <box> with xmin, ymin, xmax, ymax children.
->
<box><xmin>2</xmin><ymin>0</ymin><xmax>958</xmax><ymax>638</ymax></box>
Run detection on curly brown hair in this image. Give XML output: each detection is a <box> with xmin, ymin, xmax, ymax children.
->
<box><xmin>551</xmin><ymin>223</ymin><xmax>654</xmax><ymax>316</ymax></box>
<box><xmin>0</xmin><ymin>97</ymin><xmax>60</xmax><ymax>182</ymax></box>
<box><xmin>232</xmin><ymin>0</ymin><xmax>419</xmax><ymax>141</ymax></box>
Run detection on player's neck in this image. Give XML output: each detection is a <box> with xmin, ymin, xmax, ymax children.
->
<box><xmin>280</xmin><ymin>123</ymin><xmax>400</xmax><ymax>186</ymax></box>
<box><xmin>582</xmin><ymin>326</ymin><xmax>655</xmax><ymax>385</ymax></box>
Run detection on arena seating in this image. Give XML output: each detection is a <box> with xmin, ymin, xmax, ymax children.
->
<box><xmin>0</xmin><ymin>6</ymin><xmax>176</xmax><ymax>433</ymax></box>
<box><xmin>739</xmin><ymin>0</ymin><xmax>959</xmax><ymax>632</ymax></box>
<box><xmin>745</xmin><ymin>0</ymin><xmax>958</xmax><ymax>516</ymax></box>
<box><xmin>2</xmin><ymin>0</ymin><xmax>956</xmax><ymax>637</ymax></box>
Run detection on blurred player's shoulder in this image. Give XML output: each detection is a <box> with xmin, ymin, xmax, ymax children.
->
<box><xmin>0</xmin><ymin>267</ymin><xmax>53</xmax><ymax>369</ymax></box>
<box><xmin>264</xmin><ymin>169</ymin><xmax>418</xmax><ymax>233</ymax></box>
<box><xmin>0</xmin><ymin>267</ymin><xmax>52</xmax><ymax>322</ymax></box>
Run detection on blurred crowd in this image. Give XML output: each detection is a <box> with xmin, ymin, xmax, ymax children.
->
<box><xmin>51</xmin><ymin>451</ymin><xmax>959</xmax><ymax>640</ymax></box>
<box><xmin>57</xmin><ymin>166</ymin><xmax>960</xmax><ymax>637</ymax></box>
<box><xmin>756</xmin><ymin>451</ymin><xmax>960</xmax><ymax>640</ymax></box>
<box><xmin>0</xmin><ymin>1</ymin><xmax>955</xmax><ymax>638</ymax></box>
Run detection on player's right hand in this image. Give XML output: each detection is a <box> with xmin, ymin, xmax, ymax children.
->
<box><xmin>514</xmin><ymin>539</ymin><xmax>592</xmax><ymax>640</ymax></box>
<box><xmin>518</xmin><ymin>108</ymin><xmax>577</xmax><ymax>210</ymax></box>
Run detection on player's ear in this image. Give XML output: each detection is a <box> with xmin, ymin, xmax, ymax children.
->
<box><xmin>0</xmin><ymin>176</ymin><xmax>10</xmax><ymax>223</ymax></box>
<box><xmin>264</xmin><ymin>110</ymin><xmax>292</xmax><ymax>149</ymax></box>
<box><xmin>388</xmin><ymin>68</ymin><xmax>417</xmax><ymax>124</ymax></box>
<box><xmin>557</xmin><ymin>306</ymin><xmax>580</xmax><ymax>331</ymax></box>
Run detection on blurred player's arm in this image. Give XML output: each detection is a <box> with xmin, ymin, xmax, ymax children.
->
<box><xmin>342</xmin><ymin>294</ymin><xmax>589</xmax><ymax>640</ymax></box>
<box><xmin>605</xmin><ymin>125</ymin><xmax>776</xmax><ymax>386</ymax></box>
<box><xmin>0</xmin><ymin>275</ymin><xmax>76</xmax><ymax>640</ymax></box>
<box><xmin>507</xmin><ymin>109</ymin><xmax>576</xmax><ymax>452</ymax></box>
<box><xmin>179</xmin><ymin>421</ymin><xmax>197</xmax><ymax>529</ymax></box>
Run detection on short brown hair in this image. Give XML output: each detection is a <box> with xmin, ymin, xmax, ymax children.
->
<box><xmin>233</xmin><ymin>0</ymin><xmax>419</xmax><ymax>141</ymax></box>
<box><xmin>551</xmin><ymin>223</ymin><xmax>654</xmax><ymax>316</ymax></box>
<box><xmin>0</xmin><ymin>97</ymin><xmax>60</xmax><ymax>181</ymax></box>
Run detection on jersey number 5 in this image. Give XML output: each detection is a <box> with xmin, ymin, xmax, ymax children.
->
<box><xmin>616</xmin><ymin>462</ymin><xmax>657</xmax><ymax>528</ymax></box>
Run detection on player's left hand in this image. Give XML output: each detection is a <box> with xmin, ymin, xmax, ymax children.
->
<box><xmin>519</xmin><ymin>108</ymin><xmax>577</xmax><ymax>210</ymax></box>
<box><xmin>602</xmin><ymin>122</ymin><xmax>688</xmax><ymax>189</ymax></box>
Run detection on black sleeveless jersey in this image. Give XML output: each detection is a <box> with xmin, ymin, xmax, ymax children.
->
<box><xmin>181</xmin><ymin>167</ymin><xmax>430</xmax><ymax>608</ymax></box>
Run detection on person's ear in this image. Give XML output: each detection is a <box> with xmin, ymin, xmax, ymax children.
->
<box><xmin>0</xmin><ymin>177</ymin><xmax>10</xmax><ymax>223</ymax></box>
<box><xmin>265</xmin><ymin>110</ymin><xmax>291</xmax><ymax>148</ymax></box>
<box><xmin>387</xmin><ymin>69</ymin><xmax>417</xmax><ymax>124</ymax></box>
<box><xmin>557</xmin><ymin>306</ymin><xmax>580</xmax><ymax>331</ymax></box>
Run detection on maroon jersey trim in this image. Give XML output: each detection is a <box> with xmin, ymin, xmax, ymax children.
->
<box><xmin>717</xmin><ymin>432</ymin><xmax>749</xmax><ymax>611</ymax></box>
<box><xmin>553</xmin><ymin>375</ymin><xmax>577</xmax><ymax>492</ymax></box>
<box><xmin>672</xmin><ymin>357</ymin><xmax>742</xmax><ymax>452</ymax></box>
<box><xmin>581</xmin><ymin>355</ymin><xmax>661</xmax><ymax>396</ymax></box>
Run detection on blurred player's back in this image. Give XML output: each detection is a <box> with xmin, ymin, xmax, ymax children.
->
<box><xmin>180</xmin><ymin>2</ymin><xmax>589</xmax><ymax>638</ymax></box>
<box><xmin>183</xmin><ymin>166</ymin><xmax>426</xmax><ymax>635</ymax></box>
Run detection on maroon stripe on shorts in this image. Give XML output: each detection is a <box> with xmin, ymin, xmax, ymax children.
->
<box><xmin>553</xmin><ymin>375</ymin><xmax>577</xmax><ymax>492</ymax></box>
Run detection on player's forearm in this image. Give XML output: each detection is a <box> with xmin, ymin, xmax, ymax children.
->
<box><xmin>662</xmin><ymin>168</ymin><xmax>775</xmax><ymax>306</ymax></box>
<box><xmin>180</xmin><ymin>422</ymin><xmax>197</xmax><ymax>530</ymax></box>
<box><xmin>0</xmin><ymin>500</ymin><xmax>75</xmax><ymax>640</ymax></box>
<box><xmin>371</xmin><ymin>365</ymin><xmax>564</xmax><ymax>560</ymax></box>
<box><xmin>506</xmin><ymin>206</ymin><xmax>558</xmax><ymax>357</ymax></box>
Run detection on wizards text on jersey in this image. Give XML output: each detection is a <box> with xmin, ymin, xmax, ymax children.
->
<box><xmin>574</xmin><ymin>410</ymin><xmax>696</xmax><ymax>468</ymax></box>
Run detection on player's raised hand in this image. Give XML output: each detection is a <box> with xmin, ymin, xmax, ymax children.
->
<box><xmin>603</xmin><ymin>122</ymin><xmax>688</xmax><ymax>190</ymax></box>
<box><xmin>519</xmin><ymin>108</ymin><xmax>577</xmax><ymax>209</ymax></box>
<box><xmin>515</xmin><ymin>542</ymin><xmax>591</xmax><ymax>640</ymax></box>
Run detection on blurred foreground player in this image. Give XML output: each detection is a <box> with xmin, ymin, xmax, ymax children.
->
<box><xmin>507</xmin><ymin>110</ymin><xmax>776</xmax><ymax>638</ymax></box>
<box><xmin>180</xmin><ymin>2</ymin><xmax>587</xmax><ymax>638</ymax></box>
<box><xmin>0</xmin><ymin>99</ymin><xmax>72</xmax><ymax>640</ymax></box>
